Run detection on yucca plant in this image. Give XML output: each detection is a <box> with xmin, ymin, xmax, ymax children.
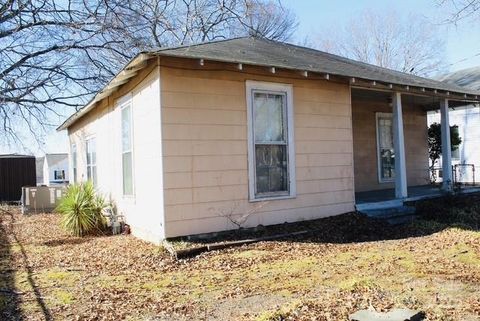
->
<box><xmin>56</xmin><ymin>182</ymin><xmax>107</xmax><ymax>236</ymax></box>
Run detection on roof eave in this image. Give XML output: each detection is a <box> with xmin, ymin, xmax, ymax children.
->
<box><xmin>57</xmin><ymin>53</ymin><xmax>155</xmax><ymax>131</ymax></box>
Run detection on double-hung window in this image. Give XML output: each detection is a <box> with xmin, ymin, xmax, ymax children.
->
<box><xmin>119</xmin><ymin>95</ymin><xmax>134</xmax><ymax>196</ymax></box>
<box><xmin>71</xmin><ymin>144</ymin><xmax>77</xmax><ymax>183</ymax></box>
<box><xmin>86</xmin><ymin>137</ymin><xmax>97</xmax><ymax>186</ymax></box>
<box><xmin>246</xmin><ymin>81</ymin><xmax>295</xmax><ymax>201</ymax></box>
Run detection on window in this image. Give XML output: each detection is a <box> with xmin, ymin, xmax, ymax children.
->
<box><xmin>86</xmin><ymin>138</ymin><xmax>97</xmax><ymax>186</ymax></box>
<box><xmin>246</xmin><ymin>81</ymin><xmax>295</xmax><ymax>201</ymax></box>
<box><xmin>54</xmin><ymin>170</ymin><xmax>65</xmax><ymax>180</ymax></box>
<box><xmin>71</xmin><ymin>144</ymin><xmax>77</xmax><ymax>183</ymax></box>
<box><xmin>376</xmin><ymin>113</ymin><xmax>395</xmax><ymax>182</ymax></box>
<box><xmin>120</xmin><ymin>96</ymin><xmax>134</xmax><ymax>196</ymax></box>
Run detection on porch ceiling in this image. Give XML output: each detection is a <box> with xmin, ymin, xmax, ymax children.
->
<box><xmin>351</xmin><ymin>88</ymin><xmax>478</xmax><ymax>111</ymax></box>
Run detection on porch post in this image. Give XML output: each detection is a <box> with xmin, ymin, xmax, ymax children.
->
<box><xmin>440</xmin><ymin>99</ymin><xmax>453</xmax><ymax>191</ymax></box>
<box><xmin>392</xmin><ymin>92</ymin><xmax>408</xmax><ymax>198</ymax></box>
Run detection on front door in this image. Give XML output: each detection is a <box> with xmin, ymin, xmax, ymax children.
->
<box><xmin>376</xmin><ymin>113</ymin><xmax>395</xmax><ymax>183</ymax></box>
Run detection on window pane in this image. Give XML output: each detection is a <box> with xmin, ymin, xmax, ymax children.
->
<box><xmin>86</xmin><ymin>147</ymin><xmax>91</xmax><ymax>165</ymax></box>
<box><xmin>254</xmin><ymin>92</ymin><xmax>285</xmax><ymax>142</ymax></box>
<box><xmin>123</xmin><ymin>152</ymin><xmax>133</xmax><ymax>195</ymax></box>
<box><xmin>380</xmin><ymin>148</ymin><xmax>395</xmax><ymax>179</ymax></box>
<box><xmin>122</xmin><ymin>106</ymin><xmax>132</xmax><ymax>152</ymax></box>
<box><xmin>92</xmin><ymin>166</ymin><xmax>97</xmax><ymax>186</ymax></box>
<box><xmin>255</xmin><ymin>145</ymin><xmax>288</xmax><ymax>194</ymax></box>
<box><xmin>87</xmin><ymin>166</ymin><xmax>92</xmax><ymax>180</ymax></box>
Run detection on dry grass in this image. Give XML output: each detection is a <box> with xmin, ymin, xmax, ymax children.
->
<box><xmin>0</xmin><ymin>205</ymin><xmax>479</xmax><ymax>320</ymax></box>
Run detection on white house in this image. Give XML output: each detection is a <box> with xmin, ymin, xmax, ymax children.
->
<box><xmin>428</xmin><ymin>67</ymin><xmax>480</xmax><ymax>185</ymax></box>
<box><xmin>40</xmin><ymin>153</ymin><xmax>69</xmax><ymax>185</ymax></box>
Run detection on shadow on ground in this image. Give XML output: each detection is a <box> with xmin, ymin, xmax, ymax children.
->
<box><xmin>0</xmin><ymin>208</ymin><xmax>52</xmax><ymax>321</ymax></box>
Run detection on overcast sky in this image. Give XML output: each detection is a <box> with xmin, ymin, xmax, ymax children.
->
<box><xmin>3</xmin><ymin>0</ymin><xmax>480</xmax><ymax>156</ymax></box>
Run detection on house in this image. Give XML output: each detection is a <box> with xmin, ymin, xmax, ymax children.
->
<box><xmin>0</xmin><ymin>154</ymin><xmax>36</xmax><ymax>202</ymax></box>
<box><xmin>428</xmin><ymin>67</ymin><xmax>480</xmax><ymax>184</ymax></box>
<box><xmin>58</xmin><ymin>37</ymin><xmax>480</xmax><ymax>244</ymax></box>
<box><xmin>36</xmin><ymin>157</ymin><xmax>44</xmax><ymax>185</ymax></box>
<box><xmin>38</xmin><ymin>153</ymin><xmax>69</xmax><ymax>185</ymax></box>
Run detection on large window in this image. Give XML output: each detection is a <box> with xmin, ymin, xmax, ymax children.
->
<box><xmin>246</xmin><ymin>81</ymin><xmax>295</xmax><ymax>201</ymax></box>
<box><xmin>71</xmin><ymin>144</ymin><xmax>77</xmax><ymax>183</ymax></box>
<box><xmin>376</xmin><ymin>113</ymin><xmax>395</xmax><ymax>182</ymax></box>
<box><xmin>120</xmin><ymin>96</ymin><xmax>134</xmax><ymax>196</ymax></box>
<box><xmin>86</xmin><ymin>137</ymin><xmax>97</xmax><ymax>186</ymax></box>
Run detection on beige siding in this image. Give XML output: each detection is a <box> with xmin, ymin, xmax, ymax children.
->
<box><xmin>68</xmin><ymin>62</ymin><xmax>165</xmax><ymax>244</ymax></box>
<box><xmin>160</xmin><ymin>60</ymin><xmax>355</xmax><ymax>238</ymax></box>
<box><xmin>352</xmin><ymin>97</ymin><xmax>429</xmax><ymax>192</ymax></box>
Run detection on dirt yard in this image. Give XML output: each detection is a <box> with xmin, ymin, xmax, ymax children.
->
<box><xmin>0</xmin><ymin>199</ymin><xmax>479</xmax><ymax>321</ymax></box>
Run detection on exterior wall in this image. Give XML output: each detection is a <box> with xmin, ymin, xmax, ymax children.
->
<box><xmin>160</xmin><ymin>58</ymin><xmax>355</xmax><ymax>238</ymax></box>
<box><xmin>352</xmin><ymin>96</ymin><xmax>429</xmax><ymax>192</ymax></box>
<box><xmin>428</xmin><ymin>105</ymin><xmax>480</xmax><ymax>183</ymax></box>
<box><xmin>67</xmin><ymin>61</ymin><xmax>165</xmax><ymax>244</ymax></box>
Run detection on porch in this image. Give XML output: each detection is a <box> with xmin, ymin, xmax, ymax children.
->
<box><xmin>355</xmin><ymin>184</ymin><xmax>480</xmax><ymax>205</ymax></box>
<box><xmin>351</xmin><ymin>87</ymin><xmax>479</xmax><ymax>211</ymax></box>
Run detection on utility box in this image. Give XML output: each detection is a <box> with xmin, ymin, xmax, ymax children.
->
<box><xmin>21</xmin><ymin>186</ymin><xmax>66</xmax><ymax>214</ymax></box>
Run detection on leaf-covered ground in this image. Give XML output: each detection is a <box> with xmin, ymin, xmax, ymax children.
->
<box><xmin>0</xmin><ymin>203</ymin><xmax>479</xmax><ymax>321</ymax></box>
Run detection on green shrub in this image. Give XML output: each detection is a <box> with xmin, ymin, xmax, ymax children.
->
<box><xmin>56</xmin><ymin>182</ymin><xmax>107</xmax><ymax>236</ymax></box>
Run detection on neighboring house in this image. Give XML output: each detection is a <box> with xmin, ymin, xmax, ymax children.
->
<box><xmin>428</xmin><ymin>67</ymin><xmax>480</xmax><ymax>184</ymax></box>
<box><xmin>40</xmin><ymin>153</ymin><xmax>69</xmax><ymax>185</ymax></box>
<box><xmin>0</xmin><ymin>154</ymin><xmax>36</xmax><ymax>202</ymax></box>
<box><xmin>36</xmin><ymin>157</ymin><xmax>44</xmax><ymax>185</ymax></box>
<box><xmin>57</xmin><ymin>37</ymin><xmax>480</xmax><ymax>244</ymax></box>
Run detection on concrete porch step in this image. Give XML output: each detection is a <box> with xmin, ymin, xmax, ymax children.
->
<box><xmin>357</xmin><ymin>204</ymin><xmax>417</xmax><ymax>225</ymax></box>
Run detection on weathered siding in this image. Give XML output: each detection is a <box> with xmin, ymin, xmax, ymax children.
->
<box><xmin>68</xmin><ymin>61</ymin><xmax>165</xmax><ymax>243</ymax></box>
<box><xmin>160</xmin><ymin>59</ymin><xmax>355</xmax><ymax>238</ymax></box>
<box><xmin>352</xmin><ymin>97</ymin><xmax>429</xmax><ymax>192</ymax></box>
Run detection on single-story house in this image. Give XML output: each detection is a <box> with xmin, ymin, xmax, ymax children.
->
<box><xmin>58</xmin><ymin>37</ymin><xmax>480</xmax><ymax>244</ymax></box>
<box><xmin>428</xmin><ymin>67</ymin><xmax>480</xmax><ymax>184</ymax></box>
<box><xmin>36</xmin><ymin>153</ymin><xmax>69</xmax><ymax>185</ymax></box>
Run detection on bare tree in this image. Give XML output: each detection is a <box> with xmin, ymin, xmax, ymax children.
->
<box><xmin>1</xmin><ymin>0</ymin><xmax>297</xmax><ymax>148</ymax></box>
<box><xmin>0</xmin><ymin>0</ymin><xmax>132</xmax><ymax>146</ymax></box>
<box><xmin>108</xmin><ymin>0</ymin><xmax>297</xmax><ymax>49</ymax></box>
<box><xmin>314</xmin><ymin>10</ymin><xmax>446</xmax><ymax>77</ymax></box>
<box><xmin>437</xmin><ymin>0</ymin><xmax>480</xmax><ymax>23</ymax></box>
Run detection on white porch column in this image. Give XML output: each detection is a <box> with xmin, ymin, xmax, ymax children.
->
<box><xmin>440</xmin><ymin>99</ymin><xmax>453</xmax><ymax>191</ymax></box>
<box><xmin>392</xmin><ymin>92</ymin><xmax>408</xmax><ymax>198</ymax></box>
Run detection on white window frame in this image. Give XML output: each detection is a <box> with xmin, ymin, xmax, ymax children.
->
<box><xmin>117</xmin><ymin>94</ymin><xmax>135</xmax><ymax>197</ymax></box>
<box><xmin>85</xmin><ymin>136</ymin><xmax>97</xmax><ymax>186</ymax></box>
<box><xmin>246</xmin><ymin>80</ymin><xmax>296</xmax><ymax>202</ymax></box>
<box><xmin>376</xmin><ymin>112</ymin><xmax>395</xmax><ymax>183</ymax></box>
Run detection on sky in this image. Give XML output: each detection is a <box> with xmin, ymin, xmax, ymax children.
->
<box><xmin>3</xmin><ymin>0</ymin><xmax>480</xmax><ymax>156</ymax></box>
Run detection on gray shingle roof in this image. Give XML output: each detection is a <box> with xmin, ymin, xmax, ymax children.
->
<box><xmin>155</xmin><ymin>37</ymin><xmax>480</xmax><ymax>95</ymax></box>
<box><xmin>58</xmin><ymin>37</ymin><xmax>480</xmax><ymax>130</ymax></box>
<box><xmin>439</xmin><ymin>66</ymin><xmax>480</xmax><ymax>90</ymax></box>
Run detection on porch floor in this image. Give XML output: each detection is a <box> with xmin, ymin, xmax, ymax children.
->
<box><xmin>355</xmin><ymin>184</ymin><xmax>480</xmax><ymax>204</ymax></box>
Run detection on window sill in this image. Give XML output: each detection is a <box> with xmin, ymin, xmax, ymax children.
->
<box><xmin>249</xmin><ymin>194</ymin><xmax>296</xmax><ymax>203</ymax></box>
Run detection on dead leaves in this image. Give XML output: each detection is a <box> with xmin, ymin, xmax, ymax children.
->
<box><xmin>0</xmin><ymin>206</ymin><xmax>479</xmax><ymax>320</ymax></box>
